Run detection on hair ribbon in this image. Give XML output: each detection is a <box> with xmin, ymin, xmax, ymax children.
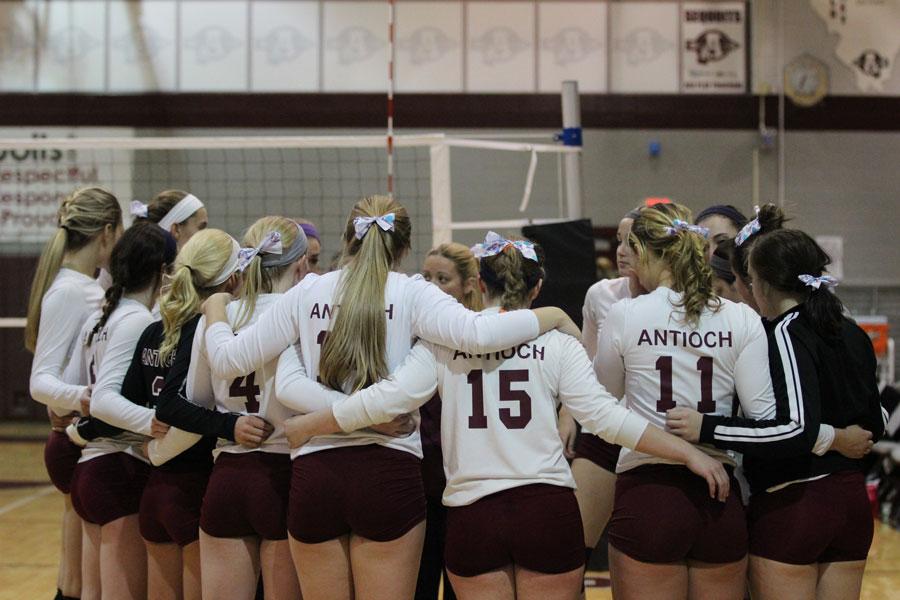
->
<box><xmin>471</xmin><ymin>231</ymin><xmax>538</xmax><ymax>263</ymax></box>
<box><xmin>665</xmin><ymin>219</ymin><xmax>709</xmax><ymax>238</ymax></box>
<box><xmin>237</xmin><ymin>231</ymin><xmax>283</xmax><ymax>272</ymax></box>
<box><xmin>130</xmin><ymin>200</ymin><xmax>149</xmax><ymax>218</ymax></box>
<box><xmin>734</xmin><ymin>206</ymin><xmax>761</xmax><ymax>247</ymax></box>
<box><xmin>798</xmin><ymin>274</ymin><xmax>838</xmax><ymax>290</ymax></box>
<box><xmin>354</xmin><ymin>213</ymin><xmax>395</xmax><ymax>239</ymax></box>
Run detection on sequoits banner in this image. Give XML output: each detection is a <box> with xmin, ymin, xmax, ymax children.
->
<box><xmin>0</xmin><ymin>127</ymin><xmax>134</xmax><ymax>244</ymax></box>
<box><xmin>681</xmin><ymin>2</ymin><xmax>746</xmax><ymax>93</ymax></box>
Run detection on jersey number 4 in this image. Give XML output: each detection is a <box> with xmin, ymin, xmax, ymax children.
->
<box><xmin>467</xmin><ymin>369</ymin><xmax>532</xmax><ymax>429</ymax></box>
<box><xmin>655</xmin><ymin>356</ymin><xmax>715</xmax><ymax>413</ymax></box>
<box><xmin>230</xmin><ymin>373</ymin><xmax>261</xmax><ymax>413</ymax></box>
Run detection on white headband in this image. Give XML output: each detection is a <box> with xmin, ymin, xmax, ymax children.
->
<box><xmin>158</xmin><ymin>194</ymin><xmax>204</xmax><ymax>231</ymax></box>
<box><xmin>207</xmin><ymin>238</ymin><xmax>241</xmax><ymax>287</ymax></box>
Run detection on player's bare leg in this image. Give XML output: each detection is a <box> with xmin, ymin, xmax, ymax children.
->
<box><xmin>261</xmin><ymin>538</ymin><xmax>302</xmax><ymax>599</ymax></box>
<box><xmin>59</xmin><ymin>495</ymin><xmax>83</xmax><ymax>598</ymax></box>
<box><xmin>100</xmin><ymin>515</ymin><xmax>147</xmax><ymax>600</ymax></box>
<box><xmin>609</xmin><ymin>544</ymin><xmax>688</xmax><ymax>600</ymax></box>
<box><xmin>447</xmin><ymin>566</ymin><xmax>515</xmax><ymax>600</ymax></box>
<box><xmin>81</xmin><ymin>521</ymin><xmax>102</xmax><ymax>600</ymax></box>
<box><xmin>200</xmin><ymin>532</ymin><xmax>259</xmax><ymax>599</ymax></box>
<box><xmin>181</xmin><ymin>540</ymin><xmax>202</xmax><ymax>600</ymax></box>
<box><xmin>349</xmin><ymin>521</ymin><xmax>426</xmax><ymax>600</ymax></box>
<box><xmin>289</xmin><ymin>534</ymin><xmax>352</xmax><ymax>600</ymax></box>
<box><xmin>748</xmin><ymin>555</ymin><xmax>816</xmax><ymax>600</ymax></box>
<box><xmin>686</xmin><ymin>557</ymin><xmax>747</xmax><ymax>600</ymax></box>
<box><xmin>515</xmin><ymin>565</ymin><xmax>584</xmax><ymax>600</ymax></box>
<box><xmin>816</xmin><ymin>560</ymin><xmax>866</xmax><ymax>600</ymax></box>
<box><xmin>571</xmin><ymin>459</ymin><xmax>616</xmax><ymax>549</ymax></box>
<box><xmin>146</xmin><ymin>541</ymin><xmax>182</xmax><ymax>600</ymax></box>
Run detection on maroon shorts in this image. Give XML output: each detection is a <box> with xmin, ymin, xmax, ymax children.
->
<box><xmin>288</xmin><ymin>445</ymin><xmax>426</xmax><ymax>544</ymax></box>
<box><xmin>70</xmin><ymin>453</ymin><xmax>150</xmax><ymax>526</ymax></box>
<box><xmin>445</xmin><ymin>484</ymin><xmax>584</xmax><ymax>577</ymax></box>
<box><xmin>574</xmin><ymin>433</ymin><xmax>621</xmax><ymax>473</ymax></box>
<box><xmin>139</xmin><ymin>467</ymin><xmax>211</xmax><ymax>546</ymax></box>
<box><xmin>201</xmin><ymin>451</ymin><xmax>291</xmax><ymax>540</ymax></box>
<box><xmin>608</xmin><ymin>464</ymin><xmax>747</xmax><ymax>564</ymax></box>
<box><xmin>749</xmin><ymin>470</ymin><xmax>873</xmax><ymax>564</ymax></box>
<box><xmin>44</xmin><ymin>430</ymin><xmax>82</xmax><ymax>494</ymax></box>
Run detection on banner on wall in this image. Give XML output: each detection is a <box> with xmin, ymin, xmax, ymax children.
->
<box><xmin>0</xmin><ymin>128</ymin><xmax>134</xmax><ymax>244</ymax></box>
<box><xmin>680</xmin><ymin>2</ymin><xmax>746</xmax><ymax>93</ymax></box>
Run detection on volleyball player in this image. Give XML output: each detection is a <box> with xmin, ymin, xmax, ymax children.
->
<box><xmin>594</xmin><ymin>204</ymin><xmax>793</xmax><ymax>600</ymax></box>
<box><xmin>694</xmin><ymin>204</ymin><xmax>747</xmax><ymax>260</ymax></box>
<box><xmin>280</xmin><ymin>231</ymin><xmax>729</xmax><ymax>600</ymax></box>
<box><xmin>728</xmin><ymin>204</ymin><xmax>786</xmax><ymax>311</ymax></box>
<box><xmin>176</xmin><ymin>217</ymin><xmax>308</xmax><ymax>600</ymax></box>
<box><xmin>295</xmin><ymin>219</ymin><xmax>322</xmax><ymax>276</ymax></box>
<box><xmin>415</xmin><ymin>242</ymin><xmax>483</xmax><ymax>600</ymax></box>
<box><xmin>66</xmin><ymin>223</ymin><xmax>174</xmax><ymax>600</ymax></box>
<box><xmin>572</xmin><ymin>207</ymin><xmax>646</xmax><ymax>570</ymax></box>
<box><xmin>667</xmin><ymin>230</ymin><xmax>886</xmax><ymax>600</ymax></box>
<box><xmin>131</xmin><ymin>190</ymin><xmax>208</xmax><ymax>251</ymax></box>
<box><xmin>200</xmin><ymin>196</ymin><xmax>580</xmax><ymax>600</ymax></box>
<box><xmin>26</xmin><ymin>187</ymin><xmax>123</xmax><ymax>600</ymax></box>
<box><xmin>710</xmin><ymin>240</ymin><xmax>743</xmax><ymax>303</ymax></box>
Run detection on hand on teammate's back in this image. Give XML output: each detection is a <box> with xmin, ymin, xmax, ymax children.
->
<box><xmin>685</xmin><ymin>449</ymin><xmax>730</xmax><ymax>502</ymax></box>
<box><xmin>234</xmin><ymin>415</ymin><xmax>274</xmax><ymax>448</ymax></box>
<box><xmin>47</xmin><ymin>406</ymin><xmax>78</xmax><ymax>432</ymax></box>
<box><xmin>369</xmin><ymin>413</ymin><xmax>416</xmax><ymax>438</ymax></box>
<box><xmin>151</xmin><ymin>417</ymin><xmax>170</xmax><ymax>439</ymax></box>
<box><xmin>200</xmin><ymin>292</ymin><xmax>233</xmax><ymax>320</ymax></box>
<box><xmin>665</xmin><ymin>407</ymin><xmax>703</xmax><ymax>443</ymax></box>
<box><xmin>79</xmin><ymin>387</ymin><xmax>92</xmax><ymax>417</ymax></box>
<box><xmin>832</xmin><ymin>425</ymin><xmax>874</xmax><ymax>459</ymax></box>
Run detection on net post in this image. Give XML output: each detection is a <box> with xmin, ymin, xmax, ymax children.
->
<box><xmin>430</xmin><ymin>142</ymin><xmax>452</xmax><ymax>246</ymax></box>
<box><xmin>561</xmin><ymin>80</ymin><xmax>583</xmax><ymax>220</ymax></box>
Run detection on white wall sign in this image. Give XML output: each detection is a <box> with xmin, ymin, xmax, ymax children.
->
<box><xmin>681</xmin><ymin>2</ymin><xmax>746</xmax><ymax>93</ymax></box>
<box><xmin>0</xmin><ymin>128</ymin><xmax>134</xmax><ymax>244</ymax></box>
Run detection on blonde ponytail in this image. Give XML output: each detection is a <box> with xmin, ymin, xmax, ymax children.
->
<box><xmin>25</xmin><ymin>187</ymin><xmax>122</xmax><ymax>353</ymax></box>
<box><xmin>630</xmin><ymin>203</ymin><xmax>719</xmax><ymax>327</ymax></box>
<box><xmin>234</xmin><ymin>216</ymin><xmax>304</xmax><ymax>330</ymax></box>
<box><xmin>319</xmin><ymin>196</ymin><xmax>411</xmax><ymax>392</ymax></box>
<box><xmin>159</xmin><ymin>229</ymin><xmax>236</xmax><ymax>363</ymax></box>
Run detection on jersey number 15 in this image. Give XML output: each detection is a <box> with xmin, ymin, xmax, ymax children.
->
<box><xmin>467</xmin><ymin>369</ymin><xmax>532</xmax><ymax>430</ymax></box>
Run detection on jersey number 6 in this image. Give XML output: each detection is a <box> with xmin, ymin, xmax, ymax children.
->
<box><xmin>467</xmin><ymin>369</ymin><xmax>532</xmax><ymax>429</ymax></box>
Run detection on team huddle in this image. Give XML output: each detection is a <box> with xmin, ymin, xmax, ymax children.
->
<box><xmin>26</xmin><ymin>188</ymin><xmax>886</xmax><ymax>600</ymax></box>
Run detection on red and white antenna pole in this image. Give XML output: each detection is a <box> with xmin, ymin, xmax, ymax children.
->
<box><xmin>386</xmin><ymin>0</ymin><xmax>396</xmax><ymax>199</ymax></box>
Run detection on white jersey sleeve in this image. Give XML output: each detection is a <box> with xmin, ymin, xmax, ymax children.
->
<box><xmin>581</xmin><ymin>277</ymin><xmax>631</xmax><ymax>360</ymax></box>
<box><xmin>332</xmin><ymin>341</ymin><xmax>439</xmax><ymax>432</ymax></box>
<box><xmin>555</xmin><ymin>333</ymin><xmax>647</xmax><ymax>449</ymax></box>
<box><xmin>30</xmin><ymin>274</ymin><xmax>102</xmax><ymax>412</ymax></box>
<box><xmin>91</xmin><ymin>305</ymin><xmax>155</xmax><ymax>436</ymax></box>
<box><xmin>594</xmin><ymin>300</ymin><xmax>627</xmax><ymax>400</ymax></box>
<box><xmin>204</xmin><ymin>278</ymin><xmax>314</xmax><ymax>380</ymax></box>
<box><xmin>276</xmin><ymin>341</ymin><xmax>347</xmax><ymax>413</ymax></box>
<box><xmin>407</xmin><ymin>276</ymin><xmax>540</xmax><ymax>353</ymax></box>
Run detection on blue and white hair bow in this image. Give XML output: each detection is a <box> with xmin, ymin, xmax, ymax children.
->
<box><xmin>665</xmin><ymin>219</ymin><xmax>709</xmax><ymax>238</ymax></box>
<box><xmin>353</xmin><ymin>213</ymin><xmax>396</xmax><ymax>239</ymax></box>
<box><xmin>237</xmin><ymin>231</ymin><xmax>283</xmax><ymax>272</ymax></box>
<box><xmin>471</xmin><ymin>231</ymin><xmax>539</xmax><ymax>263</ymax></box>
<box><xmin>130</xmin><ymin>200</ymin><xmax>149</xmax><ymax>218</ymax></box>
<box><xmin>734</xmin><ymin>206</ymin><xmax>761</xmax><ymax>247</ymax></box>
<box><xmin>798</xmin><ymin>274</ymin><xmax>838</xmax><ymax>290</ymax></box>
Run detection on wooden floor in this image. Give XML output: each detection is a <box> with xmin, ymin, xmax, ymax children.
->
<box><xmin>2</xmin><ymin>423</ymin><xmax>899</xmax><ymax>600</ymax></box>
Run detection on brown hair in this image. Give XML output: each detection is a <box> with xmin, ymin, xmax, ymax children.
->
<box><xmin>629</xmin><ymin>203</ymin><xmax>718</xmax><ymax>327</ymax></box>
<box><xmin>427</xmin><ymin>242</ymin><xmax>483</xmax><ymax>311</ymax></box>
<box><xmin>136</xmin><ymin>189</ymin><xmax>198</xmax><ymax>225</ymax></box>
<box><xmin>478</xmin><ymin>240</ymin><xmax>545</xmax><ymax>311</ymax></box>
<box><xmin>319</xmin><ymin>196</ymin><xmax>412</xmax><ymax>392</ymax></box>
<box><xmin>25</xmin><ymin>187</ymin><xmax>122</xmax><ymax>352</ymax></box>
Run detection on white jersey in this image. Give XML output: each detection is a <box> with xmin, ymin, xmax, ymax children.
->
<box><xmin>331</xmin><ymin>308</ymin><xmax>649</xmax><ymax>506</ymax></box>
<box><xmin>70</xmin><ymin>299</ymin><xmax>155</xmax><ymax>463</ymax></box>
<box><xmin>581</xmin><ymin>276</ymin><xmax>632</xmax><ymax>360</ymax></box>
<box><xmin>203</xmin><ymin>269</ymin><xmax>542</xmax><ymax>459</ymax></box>
<box><xmin>189</xmin><ymin>294</ymin><xmax>293</xmax><ymax>458</ymax></box>
<box><xmin>594</xmin><ymin>286</ymin><xmax>776</xmax><ymax>473</ymax></box>
<box><xmin>30</xmin><ymin>268</ymin><xmax>104</xmax><ymax>415</ymax></box>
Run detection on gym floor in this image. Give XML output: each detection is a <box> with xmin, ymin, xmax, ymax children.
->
<box><xmin>1</xmin><ymin>423</ymin><xmax>898</xmax><ymax>600</ymax></box>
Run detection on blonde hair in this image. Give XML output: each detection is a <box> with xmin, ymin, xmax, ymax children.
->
<box><xmin>319</xmin><ymin>196</ymin><xmax>412</xmax><ymax>392</ymax></box>
<box><xmin>138</xmin><ymin>189</ymin><xmax>194</xmax><ymax>225</ymax></box>
<box><xmin>479</xmin><ymin>241</ymin><xmax>545</xmax><ymax>311</ymax></box>
<box><xmin>427</xmin><ymin>242</ymin><xmax>483</xmax><ymax>311</ymax></box>
<box><xmin>629</xmin><ymin>203</ymin><xmax>719</xmax><ymax>327</ymax></box>
<box><xmin>158</xmin><ymin>229</ymin><xmax>235</xmax><ymax>363</ymax></box>
<box><xmin>25</xmin><ymin>187</ymin><xmax>122</xmax><ymax>353</ymax></box>
<box><xmin>234</xmin><ymin>216</ymin><xmax>302</xmax><ymax>330</ymax></box>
